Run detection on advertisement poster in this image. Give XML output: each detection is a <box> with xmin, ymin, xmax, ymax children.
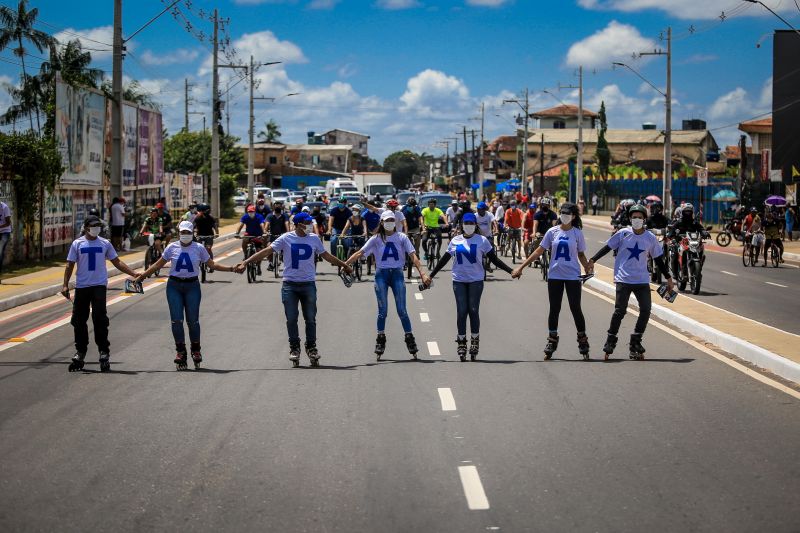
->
<box><xmin>72</xmin><ymin>190</ymin><xmax>99</xmax><ymax>238</ymax></box>
<box><xmin>56</xmin><ymin>82</ymin><xmax>105</xmax><ymax>186</ymax></box>
<box><xmin>138</xmin><ymin>108</ymin><xmax>151</xmax><ymax>185</ymax></box>
<box><xmin>43</xmin><ymin>189</ymin><xmax>74</xmax><ymax>247</ymax></box>
<box><xmin>123</xmin><ymin>104</ymin><xmax>138</xmax><ymax>187</ymax></box>
<box><xmin>137</xmin><ymin>109</ymin><xmax>163</xmax><ymax>186</ymax></box>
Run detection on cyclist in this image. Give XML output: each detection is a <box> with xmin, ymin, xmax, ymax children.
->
<box><xmin>402</xmin><ymin>197</ymin><xmax>424</xmax><ymax>256</ymax></box>
<box><xmin>182</xmin><ymin>204</ymin><xmax>198</xmax><ymax>223</ymax></box>
<box><xmin>503</xmin><ymin>201</ymin><xmax>524</xmax><ymax>257</ymax></box>
<box><xmin>426</xmin><ymin>212</ymin><xmax>513</xmax><ymax>360</ymax></box>
<box><xmin>135</xmin><ymin>220</ymin><xmax>236</xmax><ymax>369</ymax></box>
<box><xmin>589</xmin><ymin>205</ymin><xmax>673</xmax><ymax>360</ymax></box>
<box><xmin>342</xmin><ymin>209</ymin><xmax>367</xmax><ymax>255</ymax></box>
<box><xmin>762</xmin><ymin>209</ymin><xmax>784</xmax><ymax>265</ymax></box>
<box><xmin>139</xmin><ymin>208</ymin><xmax>165</xmax><ymax>256</ymax></box>
<box><xmin>326</xmin><ymin>197</ymin><xmax>353</xmax><ymax>255</ymax></box>
<box><xmin>290</xmin><ymin>197</ymin><xmax>305</xmax><ymax>215</ymax></box>
<box><xmin>445</xmin><ymin>200</ymin><xmax>459</xmax><ymax>228</ymax></box>
<box><xmin>265</xmin><ymin>201</ymin><xmax>289</xmax><ymax>270</ymax></box>
<box><xmin>364</xmin><ymin>198</ymin><xmax>407</xmax><ymax>233</ymax></box>
<box><xmin>475</xmin><ymin>201</ymin><xmax>497</xmax><ymax>246</ymax></box>
<box><xmin>531</xmin><ymin>198</ymin><xmax>557</xmax><ymax>257</ymax></box>
<box><xmin>236</xmin><ymin>205</ymin><xmax>267</xmax><ymax>271</ymax></box>
<box><xmin>156</xmin><ymin>202</ymin><xmax>173</xmax><ymax>245</ymax></box>
<box><xmin>646</xmin><ymin>201</ymin><xmax>669</xmax><ymax>230</ymax></box>
<box><xmin>421</xmin><ymin>198</ymin><xmax>445</xmax><ymax>259</ymax></box>
<box><xmin>344</xmin><ymin>211</ymin><xmax>431</xmax><ymax>360</ymax></box>
<box><xmin>62</xmin><ymin>215</ymin><xmax>140</xmax><ymax>372</ymax></box>
<box><xmin>513</xmin><ymin>202</ymin><xmax>593</xmax><ymax>360</ymax></box>
<box><xmin>311</xmin><ymin>204</ymin><xmax>327</xmax><ymax>237</ymax></box>
<box><xmin>193</xmin><ymin>204</ymin><xmax>218</xmax><ymax>270</ymax></box>
<box><xmin>254</xmin><ymin>194</ymin><xmax>272</xmax><ymax>219</ymax></box>
<box><xmin>235</xmin><ymin>212</ymin><xmax>352</xmax><ymax>366</ymax></box>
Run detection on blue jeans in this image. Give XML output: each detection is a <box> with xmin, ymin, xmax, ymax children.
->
<box><xmin>281</xmin><ymin>281</ymin><xmax>317</xmax><ymax>344</ymax></box>
<box><xmin>166</xmin><ymin>279</ymin><xmax>202</xmax><ymax>344</ymax></box>
<box><xmin>330</xmin><ymin>229</ymin><xmax>351</xmax><ymax>257</ymax></box>
<box><xmin>452</xmin><ymin>281</ymin><xmax>484</xmax><ymax>336</ymax></box>
<box><xmin>374</xmin><ymin>268</ymin><xmax>412</xmax><ymax>333</ymax></box>
<box><xmin>0</xmin><ymin>232</ymin><xmax>9</xmax><ymax>275</ymax></box>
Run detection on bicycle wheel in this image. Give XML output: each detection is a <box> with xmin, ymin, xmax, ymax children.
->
<box><xmin>742</xmin><ymin>245</ymin><xmax>750</xmax><ymax>267</ymax></box>
<box><xmin>273</xmin><ymin>253</ymin><xmax>280</xmax><ymax>278</ymax></box>
<box><xmin>200</xmin><ymin>263</ymin><xmax>207</xmax><ymax>283</ymax></box>
<box><xmin>716</xmin><ymin>231</ymin><xmax>731</xmax><ymax>247</ymax></box>
<box><xmin>144</xmin><ymin>246</ymin><xmax>153</xmax><ymax>274</ymax></box>
<box><xmin>247</xmin><ymin>262</ymin><xmax>256</xmax><ymax>283</ymax></box>
<box><xmin>771</xmin><ymin>245</ymin><xmax>779</xmax><ymax>267</ymax></box>
<box><xmin>749</xmin><ymin>245</ymin><xmax>756</xmax><ymax>267</ymax></box>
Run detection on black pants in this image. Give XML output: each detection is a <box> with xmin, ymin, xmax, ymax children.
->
<box><xmin>608</xmin><ymin>283</ymin><xmax>651</xmax><ymax>336</ymax></box>
<box><xmin>547</xmin><ymin>279</ymin><xmax>586</xmax><ymax>333</ymax></box>
<box><xmin>71</xmin><ymin>285</ymin><xmax>109</xmax><ymax>354</ymax></box>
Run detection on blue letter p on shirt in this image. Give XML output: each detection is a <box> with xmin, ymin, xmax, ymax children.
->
<box><xmin>290</xmin><ymin>243</ymin><xmax>312</xmax><ymax>268</ymax></box>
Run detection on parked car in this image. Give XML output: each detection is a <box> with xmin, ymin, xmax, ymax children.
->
<box><xmin>268</xmin><ymin>189</ymin><xmax>290</xmax><ymax>205</ymax></box>
<box><xmin>234</xmin><ymin>191</ymin><xmax>248</xmax><ymax>207</ymax></box>
<box><xmin>396</xmin><ymin>191</ymin><xmax>417</xmax><ymax>205</ymax></box>
<box><xmin>304</xmin><ymin>201</ymin><xmax>328</xmax><ymax>214</ymax></box>
<box><xmin>305</xmin><ymin>186</ymin><xmax>326</xmax><ymax>199</ymax></box>
<box><xmin>288</xmin><ymin>193</ymin><xmax>306</xmax><ymax>205</ymax></box>
<box><xmin>418</xmin><ymin>193</ymin><xmax>454</xmax><ymax>210</ymax></box>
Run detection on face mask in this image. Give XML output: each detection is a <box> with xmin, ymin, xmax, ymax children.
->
<box><xmin>463</xmin><ymin>224</ymin><xmax>476</xmax><ymax>236</ymax></box>
<box><xmin>275</xmin><ymin>208</ymin><xmax>282</xmax><ymax>213</ymax></box>
<box><xmin>383</xmin><ymin>222</ymin><xmax>396</xmax><ymax>232</ymax></box>
<box><xmin>542</xmin><ymin>207</ymin><xmax>548</xmax><ymax>212</ymax></box>
<box><xmin>180</xmin><ymin>234</ymin><xmax>194</xmax><ymax>244</ymax></box>
<box><xmin>248</xmin><ymin>213</ymin><xmax>255</xmax><ymax>218</ymax></box>
<box><xmin>88</xmin><ymin>226</ymin><xmax>101</xmax><ymax>237</ymax></box>
<box><xmin>295</xmin><ymin>224</ymin><xmax>307</xmax><ymax>234</ymax></box>
<box><xmin>560</xmin><ymin>213</ymin><xmax>573</xmax><ymax>225</ymax></box>
<box><xmin>631</xmin><ymin>218</ymin><xmax>645</xmax><ymax>230</ymax></box>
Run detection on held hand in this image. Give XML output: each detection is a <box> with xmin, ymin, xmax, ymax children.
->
<box><xmin>343</xmin><ymin>264</ymin><xmax>353</xmax><ymax>275</ymax></box>
<box><xmin>585</xmin><ymin>261</ymin><xmax>594</xmax><ymax>275</ymax></box>
<box><xmin>421</xmin><ymin>273</ymin><xmax>431</xmax><ymax>286</ymax></box>
<box><xmin>133</xmin><ymin>275</ymin><xmax>145</xmax><ymax>284</ymax></box>
<box><xmin>511</xmin><ymin>267</ymin><xmax>523</xmax><ymax>279</ymax></box>
<box><xmin>234</xmin><ymin>263</ymin><xmax>246</xmax><ymax>274</ymax></box>
<box><xmin>666</xmin><ymin>277</ymin><xmax>675</xmax><ymax>293</ymax></box>
<box><xmin>61</xmin><ymin>285</ymin><xmax>71</xmax><ymax>301</ymax></box>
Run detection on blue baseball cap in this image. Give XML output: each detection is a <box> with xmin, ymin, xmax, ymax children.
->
<box><xmin>462</xmin><ymin>213</ymin><xmax>477</xmax><ymax>224</ymax></box>
<box><xmin>477</xmin><ymin>201</ymin><xmax>488</xmax><ymax>210</ymax></box>
<box><xmin>293</xmin><ymin>212</ymin><xmax>313</xmax><ymax>224</ymax></box>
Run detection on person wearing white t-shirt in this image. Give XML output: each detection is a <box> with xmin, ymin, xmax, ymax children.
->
<box><xmin>364</xmin><ymin>198</ymin><xmax>407</xmax><ymax>233</ymax></box>
<box><xmin>136</xmin><ymin>220</ymin><xmax>236</xmax><ymax>369</ymax></box>
<box><xmin>236</xmin><ymin>212</ymin><xmax>352</xmax><ymax>367</ymax></box>
<box><xmin>0</xmin><ymin>200</ymin><xmax>11</xmax><ymax>281</ymax></box>
<box><xmin>62</xmin><ymin>215</ymin><xmax>140</xmax><ymax>372</ymax></box>
<box><xmin>345</xmin><ymin>210</ymin><xmax>431</xmax><ymax>360</ymax></box>
<box><xmin>110</xmin><ymin>197</ymin><xmax>126</xmax><ymax>250</ymax></box>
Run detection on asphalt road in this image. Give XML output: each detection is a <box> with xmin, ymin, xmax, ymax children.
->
<box><xmin>581</xmin><ymin>223</ymin><xmax>800</xmax><ymax>334</ymax></box>
<box><xmin>0</xmin><ymin>238</ymin><xmax>798</xmax><ymax>532</ymax></box>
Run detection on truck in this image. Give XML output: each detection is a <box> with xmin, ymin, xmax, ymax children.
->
<box><xmin>351</xmin><ymin>172</ymin><xmax>394</xmax><ymax>201</ymax></box>
<box><xmin>325</xmin><ymin>178</ymin><xmax>359</xmax><ymax>199</ymax></box>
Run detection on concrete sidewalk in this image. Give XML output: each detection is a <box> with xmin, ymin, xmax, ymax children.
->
<box><xmin>0</xmin><ymin>223</ymin><xmax>240</xmax><ymax>313</ymax></box>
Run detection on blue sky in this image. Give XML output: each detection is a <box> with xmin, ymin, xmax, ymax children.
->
<box><xmin>0</xmin><ymin>0</ymin><xmax>794</xmax><ymax>159</ymax></box>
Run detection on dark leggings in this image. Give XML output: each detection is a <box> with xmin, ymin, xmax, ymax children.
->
<box><xmin>547</xmin><ymin>279</ymin><xmax>585</xmax><ymax>333</ymax></box>
<box><xmin>608</xmin><ymin>283</ymin><xmax>651</xmax><ymax>336</ymax></box>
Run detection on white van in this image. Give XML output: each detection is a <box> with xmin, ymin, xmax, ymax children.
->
<box><xmin>325</xmin><ymin>179</ymin><xmax>358</xmax><ymax>198</ymax></box>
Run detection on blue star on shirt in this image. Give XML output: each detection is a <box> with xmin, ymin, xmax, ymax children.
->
<box><xmin>626</xmin><ymin>242</ymin><xmax>645</xmax><ymax>261</ymax></box>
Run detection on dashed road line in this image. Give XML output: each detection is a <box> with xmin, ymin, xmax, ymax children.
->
<box><xmin>427</xmin><ymin>341</ymin><xmax>440</xmax><ymax>356</ymax></box>
<box><xmin>420</xmin><ymin>312</ymin><xmax>430</xmax><ymax>322</ymax></box>
<box><xmin>766</xmin><ymin>281</ymin><xmax>788</xmax><ymax>288</ymax></box>
<box><xmin>458</xmin><ymin>465</ymin><xmax>490</xmax><ymax>510</ymax></box>
<box><xmin>720</xmin><ymin>270</ymin><xmax>738</xmax><ymax>277</ymax></box>
<box><xmin>438</xmin><ymin>387</ymin><xmax>457</xmax><ymax>411</ymax></box>
<box><xmin>415</xmin><ymin>293</ymin><xmax>424</xmax><ymax>300</ymax></box>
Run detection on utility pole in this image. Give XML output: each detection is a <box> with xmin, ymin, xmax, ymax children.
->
<box><xmin>462</xmin><ymin>126</ymin><xmax>468</xmax><ymax>188</ymax></box>
<box><xmin>524</xmin><ymin>89</ymin><xmax>529</xmax><ymax>194</ymax></box>
<box><xmin>225</xmin><ymin>78</ymin><xmax>231</xmax><ymax>135</ymax></box>
<box><xmin>478</xmin><ymin>102</ymin><xmax>485</xmax><ymax>200</ymax></box>
<box><xmin>110</xmin><ymin>0</ymin><xmax>123</xmax><ymax>204</ymax></box>
<box><xmin>540</xmin><ymin>133</ymin><xmax>545</xmax><ymax>194</ymax></box>
<box><xmin>210</xmin><ymin>9</ymin><xmax>220</xmax><ymax>218</ymax></box>
<box><xmin>248</xmin><ymin>56</ymin><xmax>255</xmax><ymax>204</ymax></box>
<box><xmin>184</xmin><ymin>78</ymin><xmax>190</xmax><ymax>132</ymax></box>
<box><xmin>641</xmin><ymin>27</ymin><xmax>672</xmax><ymax>213</ymax></box>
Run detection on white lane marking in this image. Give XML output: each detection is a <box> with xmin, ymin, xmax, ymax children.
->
<box><xmin>427</xmin><ymin>341</ymin><xmax>440</xmax><ymax>356</ymax></box>
<box><xmin>438</xmin><ymin>387</ymin><xmax>457</xmax><ymax>411</ymax></box>
<box><xmin>458</xmin><ymin>466</ymin><xmax>490</xmax><ymax>510</ymax></box>
<box><xmin>597</xmin><ymin>240</ymin><xmax>606</xmax><ymax>244</ymax></box>
<box><xmin>415</xmin><ymin>293</ymin><xmax>424</xmax><ymax>300</ymax></box>
<box><xmin>766</xmin><ymin>281</ymin><xmax>788</xmax><ymax>288</ymax></box>
<box><xmin>720</xmin><ymin>270</ymin><xmax>738</xmax><ymax>277</ymax></box>
<box><xmin>420</xmin><ymin>312</ymin><xmax>430</xmax><ymax>322</ymax></box>
<box><xmin>584</xmin><ymin>287</ymin><xmax>800</xmax><ymax>400</ymax></box>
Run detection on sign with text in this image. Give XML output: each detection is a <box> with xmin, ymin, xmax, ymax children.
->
<box><xmin>56</xmin><ymin>83</ymin><xmax>106</xmax><ymax>186</ymax></box>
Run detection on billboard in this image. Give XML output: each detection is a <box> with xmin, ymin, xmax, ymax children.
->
<box><xmin>123</xmin><ymin>104</ymin><xmax>138</xmax><ymax>187</ymax></box>
<box><xmin>42</xmin><ymin>189</ymin><xmax>74</xmax><ymax>247</ymax></box>
<box><xmin>773</xmin><ymin>31</ymin><xmax>800</xmax><ymax>183</ymax></box>
<box><xmin>56</xmin><ymin>82</ymin><xmax>106</xmax><ymax>186</ymax></box>
<box><xmin>137</xmin><ymin>108</ymin><xmax>163</xmax><ymax>186</ymax></box>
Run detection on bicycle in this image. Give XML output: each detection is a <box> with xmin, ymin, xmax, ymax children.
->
<box><xmin>334</xmin><ymin>231</ymin><xmax>347</xmax><ymax>275</ymax></box>
<box><xmin>142</xmin><ymin>232</ymin><xmax>162</xmax><ymax>278</ymax></box>
<box><xmin>195</xmin><ymin>235</ymin><xmax>215</xmax><ymax>283</ymax></box>
<box><xmin>423</xmin><ymin>227</ymin><xmax>441</xmax><ymax>271</ymax></box>
<box><xmin>407</xmin><ymin>228</ymin><xmax>422</xmax><ymax>279</ymax></box>
<box><xmin>348</xmin><ymin>235</ymin><xmax>366</xmax><ymax>281</ymax></box>
<box><xmin>507</xmin><ymin>228</ymin><xmax>522</xmax><ymax>264</ymax></box>
<box><xmin>540</xmin><ymin>247</ymin><xmax>550</xmax><ymax>281</ymax></box>
<box><xmin>237</xmin><ymin>235</ymin><xmax>266</xmax><ymax>283</ymax></box>
<box><xmin>766</xmin><ymin>240</ymin><xmax>781</xmax><ymax>268</ymax></box>
<box><xmin>497</xmin><ymin>226</ymin><xmax>509</xmax><ymax>257</ymax></box>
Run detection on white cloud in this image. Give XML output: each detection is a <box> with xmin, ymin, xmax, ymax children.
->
<box><xmin>53</xmin><ymin>26</ymin><xmax>115</xmax><ymax>60</ymax></box>
<box><xmin>376</xmin><ymin>0</ymin><xmax>421</xmax><ymax>9</ymax></box>
<box><xmin>707</xmin><ymin>77</ymin><xmax>771</xmax><ymax>124</ymax></box>
<box><xmin>199</xmin><ymin>30</ymin><xmax>307</xmax><ymax>77</ymax></box>
<box><xmin>466</xmin><ymin>0</ymin><xmax>511</xmax><ymax>6</ymax></box>
<box><xmin>400</xmin><ymin>69</ymin><xmax>470</xmax><ymax>117</ymax></box>
<box><xmin>566</xmin><ymin>21</ymin><xmax>656</xmax><ymax>69</ymax></box>
<box><xmin>577</xmin><ymin>0</ymin><xmax>793</xmax><ymax>20</ymax></box>
<box><xmin>140</xmin><ymin>48</ymin><xmax>200</xmax><ymax>66</ymax></box>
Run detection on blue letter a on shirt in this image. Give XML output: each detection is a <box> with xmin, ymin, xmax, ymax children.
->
<box><xmin>381</xmin><ymin>242</ymin><xmax>399</xmax><ymax>262</ymax></box>
<box><xmin>455</xmin><ymin>243</ymin><xmax>478</xmax><ymax>264</ymax></box>
<box><xmin>290</xmin><ymin>243</ymin><xmax>312</xmax><ymax>268</ymax></box>
<box><xmin>554</xmin><ymin>237</ymin><xmax>571</xmax><ymax>262</ymax></box>
<box><xmin>175</xmin><ymin>252</ymin><xmax>194</xmax><ymax>273</ymax></box>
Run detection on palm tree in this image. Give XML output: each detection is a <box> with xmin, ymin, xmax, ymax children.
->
<box><xmin>257</xmin><ymin>119</ymin><xmax>281</xmax><ymax>143</ymax></box>
<box><xmin>101</xmin><ymin>79</ymin><xmax>161</xmax><ymax>110</ymax></box>
<box><xmin>0</xmin><ymin>0</ymin><xmax>54</xmax><ymax>132</ymax></box>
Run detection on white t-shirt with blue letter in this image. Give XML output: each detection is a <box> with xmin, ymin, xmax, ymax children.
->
<box><xmin>162</xmin><ymin>241</ymin><xmax>210</xmax><ymax>279</ymax></box>
<box><xmin>447</xmin><ymin>234</ymin><xmax>493</xmax><ymax>283</ymax></box>
<box><xmin>271</xmin><ymin>231</ymin><xmax>326</xmax><ymax>282</ymax></box>
<box><xmin>540</xmin><ymin>226</ymin><xmax>586</xmax><ymax>281</ymax></box>
<box><xmin>607</xmin><ymin>227</ymin><xmax>662</xmax><ymax>284</ymax></box>
<box><xmin>66</xmin><ymin>236</ymin><xmax>118</xmax><ymax>288</ymax></box>
<box><xmin>360</xmin><ymin>232</ymin><xmax>416</xmax><ymax>270</ymax></box>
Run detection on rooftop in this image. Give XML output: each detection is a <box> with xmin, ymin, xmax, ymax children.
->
<box><xmin>286</xmin><ymin>144</ymin><xmax>354</xmax><ymax>151</ymax></box>
<box><xmin>487</xmin><ymin>135</ymin><xmax>519</xmax><ymax>152</ymax></box>
<box><xmin>738</xmin><ymin>117</ymin><xmax>772</xmax><ymax>134</ymax></box>
<box><xmin>525</xmin><ymin>128</ymin><xmax>714</xmax><ymax>145</ymax></box>
<box><xmin>531</xmin><ymin>104</ymin><xmax>598</xmax><ymax>119</ymax></box>
<box><xmin>324</xmin><ymin>128</ymin><xmax>370</xmax><ymax>138</ymax></box>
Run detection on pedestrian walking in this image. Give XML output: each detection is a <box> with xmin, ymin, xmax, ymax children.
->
<box><xmin>236</xmin><ymin>212</ymin><xmax>351</xmax><ymax>367</ymax></box>
<box><xmin>62</xmin><ymin>215</ymin><xmax>140</xmax><ymax>372</ymax></box>
<box><xmin>345</xmin><ymin>211</ymin><xmax>431</xmax><ymax>361</ymax></box>
<box><xmin>136</xmin><ymin>221</ymin><xmax>236</xmax><ymax>369</ymax></box>
<box><xmin>591</xmin><ymin>193</ymin><xmax>598</xmax><ymax>216</ymax></box>
<box><xmin>785</xmin><ymin>206</ymin><xmax>796</xmax><ymax>241</ymax></box>
<box><xmin>512</xmin><ymin>202</ymin><xmax>593</xmax><ymax>360</ymax></box>
<box><xmin>0</xmin><ymin>198</ymin><xmax>11</xmax><ymax>282</ymax></box>
<box><xmin>588</xmin><ymin>205</ymin><xmax>674</xmax><ymax>361</ymax></box>
<box><xmin>426</xmin><ymin>213</ymin><xmax>513</xmax><ymax>360</ymax></box>
<box><xmin>110</xmin><ymin>197</ymin><xmax>126</xmax><ymax>250</ymax></box>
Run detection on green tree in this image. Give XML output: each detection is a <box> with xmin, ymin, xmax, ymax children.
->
<box><xmin>101</xmin><ymin>79</ymin><xmax>161</xmax><ymax>110</ymax></box>
<box><xmin>164</xmin><ymin>129</ymin><xmax>245</xmax><ymax>177</ymax></box>
<box><xmin>257</xmin><ymin>119</ymin><xmax>281</xmax><ymax>143</ymax></box>
<box><xmin>0</xmin><ymin>0</ymin><xmax>54</xmax><ymax>132</ymax></box>
<box><xmin>383</xmin><ymin>150</ymin><xmax>426</xmax><ymax>188</ymax></box>
<box><xmin>595</xmin><ymin>101</ymin><xmax>610</xmax><ymax>180</ymax></box>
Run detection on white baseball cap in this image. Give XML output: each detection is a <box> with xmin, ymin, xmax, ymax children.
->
<box><xmin>380</xmin><ymin>210</ymin><xmax>396</xmax><ymax>221</ymax></box>
<box><xmin>178</xmin><ymin>221</ymin><xmax>194</xmax><ymax>232</ymax></box>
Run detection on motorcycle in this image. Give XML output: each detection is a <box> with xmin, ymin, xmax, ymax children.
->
<box><xmin>647</xmin><ymin>229</ymin><xmax>665</xmax><ymax>284</ymax></box>
<box><xmin>672</xmin><ymin>231</ymin><xmax>706</xmax><ymax>295</ymax></box>
<box><xmin>715</xmin><ymin>217</ymin><xmax>743</xmax><ymax>247</ymax></box>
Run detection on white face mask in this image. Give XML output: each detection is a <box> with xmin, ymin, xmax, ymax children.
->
<box><xmin>179</xmin><ymin>234</ymin><xmax>194</xmax><ymax>244</ymax></box>
<box><xmin>462</xmin><ymin>224</ymin><xmax>476</xmax><ymax>236</ymax></box>
<box><xmin>87</xmin><ymin>226</ymin><xmax>101</xmax><ymax>237</ymax></box>
<box><xmin>560</xmin><ymin>213</ymin><xmax>573</xmax><ymax>225</ymax></box>
<box><xmin>631</xmin><ymin>218</ymin><xmax>645</xmax><ymax>230</ymax></box>
<box><xmin>383</xmin><ymin>222</ymin><xmax>396</xmax><ymax>232</ymax></box>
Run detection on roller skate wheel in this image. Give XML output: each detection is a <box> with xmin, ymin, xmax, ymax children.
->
<box><xmin>194</xmin><ymin>361</ymin><xmax>201</xmax><ymax>370</ymax></box>
<box><xmin>604</xmin><ymin>353</ymin><xmax>610</xmax><ymax>361</ymax></box>
<box><xmin>459</xmin><ymin>355</ymin><xmax>466</xmax><ymax>362</ymax></box>
<box><xmin>292</xmin><ymin>359</ymin><xmax>300</xmax><ymax>368</ymax></box>
<box><xmin>310</xmin><ymin>358</ymin><xmax>320</xmax><ymax>367</ymax></box>
<box><xmin>470</xmin><ymin>354</ymin><xmax>477</xmax><ymax>361</ymax></box>
<box><xmin>100</xmin><ymin>362</ymin><xmax>110</xmax><ymax>372</ymax></box>
<box><xmin>544</xmin><ymin>353</ymin><xmax>552</xmax><ymax>360</ymax></box>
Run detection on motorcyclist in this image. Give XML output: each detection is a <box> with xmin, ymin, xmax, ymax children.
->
<box><xmin>612</xmin><ymin>199</ymin><xmax>634</xmax><ymax>229</ymax></box>
<box><xmin>646</xmin><ymin>201</ymin><xmax>670</xmax><ymax>230</ymax></box>
<box><xmin>666</xmin><ymin>203</ymin><xmax>710</xmax><ymax>278</ymax></box>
